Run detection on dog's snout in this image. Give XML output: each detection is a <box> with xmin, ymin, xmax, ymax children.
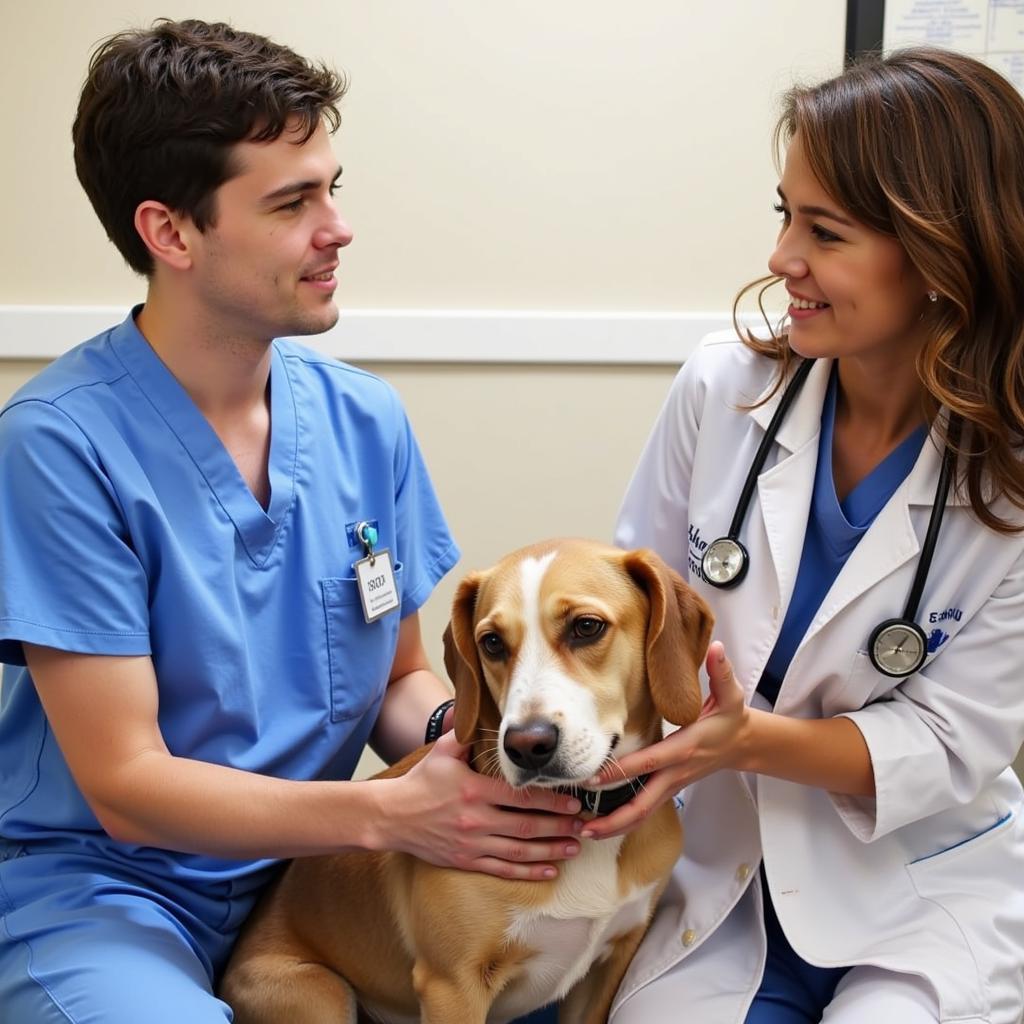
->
<box><xmin>503</xmin><ymin>720</ymin><xmax>560</xmax><ymax>770</ymax></box>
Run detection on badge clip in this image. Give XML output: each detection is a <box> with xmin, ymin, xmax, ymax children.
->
<box><xmin>352</xmin><ymin>521</ymin><xmax>399</xmax><ymax>623</ymax></box>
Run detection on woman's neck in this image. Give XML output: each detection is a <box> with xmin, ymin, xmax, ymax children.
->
<box><xmin>831</xmin><ymin>356</ymin><xmax>928</xmax><ymax>500</ymax></box>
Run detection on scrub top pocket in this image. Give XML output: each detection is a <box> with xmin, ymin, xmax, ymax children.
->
<box><xmin>321</xmin><ymin>565</ymin><xmax>403</xmax><ymax>723</ymax></box>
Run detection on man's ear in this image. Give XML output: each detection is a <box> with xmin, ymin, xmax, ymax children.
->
<box><xmin>134</xmin><ymin>200</ymin><xmax>194</xmax><ymax>272</ymax></box>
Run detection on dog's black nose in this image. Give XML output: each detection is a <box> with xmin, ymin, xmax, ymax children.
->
<box><xmin>503</xmin><ymin>720</ymin><xmax>560</xmax><ymax>770</ymax></box>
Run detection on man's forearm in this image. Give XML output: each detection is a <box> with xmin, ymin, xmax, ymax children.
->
<box><xmin>95</xmin><ymin>749</ymin><xmax>386</xmax><ymax>858</ymax></box>
<box><xmin>370</xmin><ymin>668</ymin><xmax>453</xmax><ymax>764</ymax></box>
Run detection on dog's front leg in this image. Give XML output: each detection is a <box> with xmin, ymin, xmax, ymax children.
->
<box><xmin>412</xmin><ymin>961</ymin><xmax>490</xmax><ymax>1024</ymax></box>
<box><xmin>557</xmin><ymin>924</ymin><xmax>647</xmax><ymax>1024</ymax></box>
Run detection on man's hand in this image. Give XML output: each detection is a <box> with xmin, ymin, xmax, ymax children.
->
<box><xmin>375</xmin><ymin>730</ymin><xmax>585</xmax><ymax>880</ymax></box>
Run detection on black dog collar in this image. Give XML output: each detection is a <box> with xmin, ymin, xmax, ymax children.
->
<box><xmin>560</xmin><ymin>775</ymin><xmax>650</xmax><ymax>817</ymax></box>
<box><xmin>433</xmin><ymin>704</ymin><xmax>648</xmax><ymax>818</ymax></box>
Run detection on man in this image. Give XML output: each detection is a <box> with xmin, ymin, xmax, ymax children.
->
<box><xmin>0</xmin><ymin>20</ymin><xmax>581</xmax><ymax>1022</ymax></box>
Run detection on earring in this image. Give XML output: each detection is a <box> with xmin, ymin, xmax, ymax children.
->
<box><xmin>927</xmin><ymin>290</ymin><xmax>938</xmax><ymax>302</ymax></box>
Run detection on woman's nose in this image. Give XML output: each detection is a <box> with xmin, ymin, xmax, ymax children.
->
<box><xmin>767</xmin><ymin>232</ymin><xmax>807</xmax><ymax>280</ymax></box>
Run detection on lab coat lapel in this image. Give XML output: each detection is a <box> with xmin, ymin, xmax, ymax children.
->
<box><xmin>750</xmin><ymin>359</ymin><xmax>832</xmax><ymax>614</ymax></box>
<box><xmin>799</xmin><ymin>430</ymin><xmax>950</xmax><ymax>651</ymax></box>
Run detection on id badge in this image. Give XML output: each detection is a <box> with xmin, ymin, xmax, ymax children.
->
<box><xmin>354</xmin><ymin>548</ymin><xmax>400</xmax><ymax>623</ymax></box>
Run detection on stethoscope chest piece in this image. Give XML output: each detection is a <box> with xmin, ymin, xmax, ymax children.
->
<box><xmin>868</xmin><ymin>618</ymin><xmax>928</xmax><ymax>677</ymax></box>
<box><xmin>702</xmin><ymin>537</ymin><xmax>749</xmax><ymax>588</ymax></box>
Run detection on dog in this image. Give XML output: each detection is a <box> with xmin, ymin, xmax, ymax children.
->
<box><xmin>221</xmin><ymin>539</ymin><xmax>713</xmax><ymax>1023</ymax></box>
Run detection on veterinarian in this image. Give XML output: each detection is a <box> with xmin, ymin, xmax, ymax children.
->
<box><xmin>0</xmin><ymin>20</ymin><xmax>583</xmax><ymax>1022</ymax></box>
<box><xmin>597</xmin><ymin>48</ymin><xmax>1024</xmax><ymax>1023</ymax></box>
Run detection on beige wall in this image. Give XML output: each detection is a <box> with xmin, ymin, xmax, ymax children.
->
<box><xmin>0</xmin><ymin>1</ymin><xmax>846</xmax><ymax>310</ymax></box>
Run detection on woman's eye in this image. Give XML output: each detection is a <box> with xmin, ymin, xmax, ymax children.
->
<box><xmin>772</xmin><ymin>201</ymin><xmax>790</xmax><ymax>221</ymax></box>
<box><xmin>480</xmin><ymin>632</ymin><xmax>506</xmax><ymax>658</ymax></box>
<box><xmin>811</xmin><ymin>224</ymin><xmax>842</xmax><ymax>243</ymax></box>
<box><xmin>571</xmin><ymin>617</ymin><xmax>606</xmax><ymax>642</ymax></box>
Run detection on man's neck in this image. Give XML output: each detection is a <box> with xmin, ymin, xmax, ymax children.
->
<box><xmin>135</xmin><ymin>288</ymin><xmax>272</xmax><ymax>420</ymax></box>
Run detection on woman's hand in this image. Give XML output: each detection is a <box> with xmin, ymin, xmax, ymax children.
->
<box><xmin>376</xmin><ymin>730</ymin><xmax>585</xmax><ymax>880</ymax></box>
<box><xmin>579</xmin><ymin>641</ymin><xmax>750</xmax><ymax>840</ymax></box>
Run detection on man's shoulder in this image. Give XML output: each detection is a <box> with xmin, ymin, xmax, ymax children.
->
<box><xmin>2</xmin><ymin>325</ymin><xmax>126</xmax><ymax>421</ymax></box>
<box><xmin>272</xmin><ymin>338</ymin><xmax>401</xmax><ymax>407</ymax></box>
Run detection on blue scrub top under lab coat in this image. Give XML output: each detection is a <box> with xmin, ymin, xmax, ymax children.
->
<box><xmin>758</xmin><ymin>367</ymin><xmax>926</xmax><ymax>704</ymax></box>
<box><xmin>0</xmin><ymin>310</ymin><xmax>458</xmax><ymax>889</ymax></box>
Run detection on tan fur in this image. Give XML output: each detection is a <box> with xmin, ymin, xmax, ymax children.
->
<box><xmin>220</xmin><ymin>540</ymin><xmax>713</xmax><ymax>1024</ymax></box>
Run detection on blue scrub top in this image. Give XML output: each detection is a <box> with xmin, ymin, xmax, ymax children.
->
<box><xmin>0</xmin><ymin>310</ymin><xmax>459</xmax><ymax>887</ymax></box>
<box><xmin>758</xmin><ymin>367</ymin><xmax>926</xmax><ymax>704</ymax></box>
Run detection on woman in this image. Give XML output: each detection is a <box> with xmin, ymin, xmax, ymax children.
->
<box><xmin>586</xmin><ymin>49</ymin><xmax>1024</xmax><ymax>1023</ymax></box>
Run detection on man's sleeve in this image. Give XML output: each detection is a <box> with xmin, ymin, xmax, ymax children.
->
<box><xmin>0</xmin><ymin>399</ymin><xmax>151</xmax><ymax>665</ymax></box>
<box><xmin>388</xmin><ymin>391</ymin><xmax>460</xmax><ymax>617</ymax></box>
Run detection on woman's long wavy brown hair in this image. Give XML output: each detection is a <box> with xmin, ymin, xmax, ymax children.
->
<box><xmin>735</xmin><ymin>48</ymin><xmax>1024</xmax><ymax>533</ymax></box>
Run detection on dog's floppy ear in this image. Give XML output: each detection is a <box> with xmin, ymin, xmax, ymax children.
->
<box><xmin>442</xmin><ymin>572</ymin><xmax>487</xmax><ymax>744</ymax></box>
<box><xmin>623</xmin><ymin>548</ymin><xmax>714</xmax><ymax>727</ymax></box>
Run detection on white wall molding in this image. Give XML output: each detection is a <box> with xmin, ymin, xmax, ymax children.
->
<box><xmin>0</xmin><ymin>306</ymin><xmax>767</xmax><ymax>365</ymax></box>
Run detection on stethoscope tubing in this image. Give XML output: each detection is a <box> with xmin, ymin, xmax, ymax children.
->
<box><xmin>900</xmin><ymin>441</ymin><xmax>954</xmax><ymax>623</ymax></box>
<box><xmin>726</xmin><ymin>357</ymin><xmax>816</xmax><ymax>538</ymax></box>
<box><xmin>702</xmin><ymin>354</ymin><xmax>958</xmax><ymax>678</ymax></box>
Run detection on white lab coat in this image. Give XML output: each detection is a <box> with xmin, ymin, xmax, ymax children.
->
<box><xmin>612</xmin><ymin>333</ymin><xmax>1024</xmax><ymax>1023</ymax></box>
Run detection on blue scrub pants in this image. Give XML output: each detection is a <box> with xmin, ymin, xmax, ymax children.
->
<box><xmin>0</xmin><ymin>840</ymin><xmax>564</xmax><ymax>1023</ymax></box>
<box><xmin>0</xmin><ymin>841</ymin><xmax>255</xmax><ymax>1023</ymax></box>
<box><xmin>745</xmin><ymin>871</ymin><xmax>940</xmax><ymax>1023</ymax></box>
<box><xmin>745</xmin><ymin>872</ymin><xmax>848</xmax><ymax>1023</ymax></box>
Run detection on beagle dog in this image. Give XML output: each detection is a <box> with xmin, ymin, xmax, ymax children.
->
<box><xmin>221</xmin><ymin>539</ymin><xmax>713</xmax><ymax>1024</ymax></box>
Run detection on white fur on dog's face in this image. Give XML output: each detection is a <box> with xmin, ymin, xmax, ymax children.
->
<box><xmin>470</xmin><ymin>544</ymin><xmax>655</xmax><ymax>789</ymax></box>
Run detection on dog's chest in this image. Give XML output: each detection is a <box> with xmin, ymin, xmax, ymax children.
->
<box><xmin>494</xmin><ymin>837</ymin><xmax>657</xmax><ymax>1017</ymax></box>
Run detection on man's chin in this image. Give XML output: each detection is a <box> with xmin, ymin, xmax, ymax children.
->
<box><xmin>284</xmin><ymin>304</ymin><xmax>340</xmax><ymax>338</ymax></box>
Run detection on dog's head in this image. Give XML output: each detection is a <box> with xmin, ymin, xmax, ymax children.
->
<box><xmin>442</xmin><ymin>539</ymin><xmax>713</xmax><ymax>789</ymax></box>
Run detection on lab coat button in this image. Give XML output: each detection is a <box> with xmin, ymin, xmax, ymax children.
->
<box><xmin>736</xmin><ymin>863</ymin><xmax>752</xmax><ymax>882</ymax></box>
<box><xmin>681</xmin><ymin>928</ymin><xmax>697</xmax><ymax>947</ymax></box>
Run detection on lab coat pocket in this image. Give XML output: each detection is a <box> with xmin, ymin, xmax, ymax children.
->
<box><xmin>905</xmin><ymin>810</ymin><xmax>1016</xmax><ymax>1019</ymax></box>
<box><xmin>321</xmin><ymin>564</ymin><xmax>403</xmax><ymax>724</ymax></box>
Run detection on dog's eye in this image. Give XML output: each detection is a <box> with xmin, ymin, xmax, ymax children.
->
<box><xmin>479</xmin><ymin>632</ymin><xmax>506</xmax><ymax>659</ymax></box>
<box><xmin>570</xmin><ymin>617</ymin><xmax>606</xmax><ymax>643</ymax></box>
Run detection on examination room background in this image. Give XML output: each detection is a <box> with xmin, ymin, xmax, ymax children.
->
<box><xmin>2</xmin><ymin>0</ymin><xmax>1020</xmax><ymax>784</ymax></box>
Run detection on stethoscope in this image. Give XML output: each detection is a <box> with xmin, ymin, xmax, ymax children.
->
<box><xmin>700</xmin><ymin>358</ymin><xmax>956</xmax><ymax>678</ymax></box>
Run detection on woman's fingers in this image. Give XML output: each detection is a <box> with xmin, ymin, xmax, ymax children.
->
<box><xmin>705</xmin><ymin>641</ymin><xmax>744</xmax><ymax>708</ymax></box>
<box><xmin>588</xmin><ymin>731</ymin><xmax>693</xmax><ymax>787</ymax></box>
<box><xmin>578</xmin><ymin>768</ymin><xmax>683</xmax><ymax>840</ymax></box>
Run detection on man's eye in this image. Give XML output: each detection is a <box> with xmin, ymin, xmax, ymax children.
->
<box><xmin>279</xmin><ymin>198</ymin><xmax>305</xmax><ymax>213</ymax></box>
<box><xmin>480</xmin><ymin>632</ymin><xmax>506</xmax><ymax>659</ymax></box>
<box><xmin>570</xmin><ymin>617</ymin><xmax>606</xmax><ymax>643</ymax></box>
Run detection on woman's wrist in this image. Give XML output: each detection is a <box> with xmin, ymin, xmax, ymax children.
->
<box><xmin>732</xmin><ymin>705</ymin><xmax>763</xmax><ymax>774</ymax></box>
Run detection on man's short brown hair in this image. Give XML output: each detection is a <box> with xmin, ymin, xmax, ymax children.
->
<box><xmin>73</xmin><ymin>19</ymin><xmax>348</xmax><ymax>275</ymax></box>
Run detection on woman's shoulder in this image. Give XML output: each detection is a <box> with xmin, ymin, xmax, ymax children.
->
<box><xmin>673</xmin><ymin>329</ymin><xmax>781</xmax><ymax>407</ymax></box>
